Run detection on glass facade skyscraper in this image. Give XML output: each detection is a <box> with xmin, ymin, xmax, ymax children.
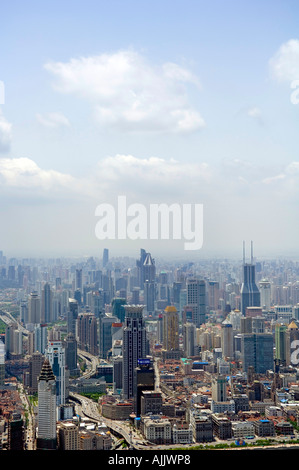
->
<box><xmin>240</xmin><ymin>243</ymin><xmax>260</xmax><ymax>315</ymax></box>
<box><xmin>122</xmin><ymin>305</ymin><xmax>147</xmax><ymax>399</ymax></box>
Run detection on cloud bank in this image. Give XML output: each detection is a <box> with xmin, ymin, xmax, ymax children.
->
<box><xmin>44</xmin><ymin>49</ymin><xmax>205</xmax><ymax>133</ymax></box>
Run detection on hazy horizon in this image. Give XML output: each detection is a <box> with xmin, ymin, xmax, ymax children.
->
<box><xmin>1</xmin><ymin>1</ymin><xmax>299</xmax><ymax>259</ymax></box>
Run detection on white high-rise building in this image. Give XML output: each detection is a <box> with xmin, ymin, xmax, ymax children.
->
<box><xmin>45</xmin><ymin>341</ymin><xmax>65</xmax><ymax>406</ymax></box>
<box><xmin>34</xmin><ymin>324</ymin><xmax>48</xmax><ymax>354</ymax></box>
<box><xmin>37</xmin><ymin>359</ymin><xmax>57</xmax><ymax>450</ymax></box>
<box><xmin>259</xmin><ymin>279</ymin><xmax>271</xmax><ymax>310</ymax></box>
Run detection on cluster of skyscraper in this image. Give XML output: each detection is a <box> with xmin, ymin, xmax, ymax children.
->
<box><xmin>2</xmin><ymin>242</ymin><xmax>299</xmax><ymax>449</ymax></box>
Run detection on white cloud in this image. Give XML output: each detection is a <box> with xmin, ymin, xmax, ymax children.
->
<box><xmin>94</xmin><ymin>153</ymin><xmax>210</xmax><ymax>200</ymax></box>
<box><xmin>0</xmin><ymin>157</ymin><xmax>75</xmax><ymax>191</ymax></box>
<box><xmin>269</xmin><ymin>39</ymin><xmax>299</xmax><ymax>82</ymax></box>
<box><xmin>44</xmin><ymin>49</ymin><xmax>205</xmax><ymax>133</ymax></box>
<box><xmin>0</xmin><ymin>110</ymin><xmax>12</xmax><ymax>152</ymax></box>
<box><xmin>36</xmin><ymin>111</ymin><xmax>70</xmax><ymax>128</ymax></box>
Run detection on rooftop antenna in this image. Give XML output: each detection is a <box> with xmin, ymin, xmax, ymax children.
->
<box><xmin>243</xmin><ymin>240</ymin><xmax>245</xmax><ymax>264</ymax></box>
<box><xmin>251</xmin><ymin>240</ymin><xmax>253</xmax><ymax>264</ymax></box>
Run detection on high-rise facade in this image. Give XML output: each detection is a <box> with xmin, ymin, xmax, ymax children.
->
<box><xmin>28</xmin><ymin>351</ymin><xmax>44</xmax><ymax>394</ymax></box>
<box><xmin>77</xmin><ymin>313</ymin><xmax>98</xmax><ymax>356</ymax></box>
<box><xmin>112</xmin><ymin>297</ymin><xmax>126</xmax><ymax>322</ymax></box>
<box><xmin>143</xmin><ymin>252</ymin><xmax>156</xmax><ymax>283</ymax></box>
<box><xmin>28</xmin><ymin>291</ymin><xmax>41</xmax><ymax>324</ymax></box>
<box><xmin>122</xmin><ymin>305</ymin><xmax>147</xmax><ymax>399</ymax></box>
<box><xmin>136</xmin><ymin>249</ymin><xmax>147</xmax><ymax>288</ymax></box>
<box><xmin>134</xmin><ymin>359</ymin><xmax>155</xmax><ymax>416</ymax></box>
<box><xmin>41</xmin><ymin>282</ymin><xmax>53</xmax><ymax>323</ymax></box>
<box><xmin>240</xmin><ymin>242</ymin><xmax>260</xmax><ymax>315</ymax></box>
<box><xmin>64</xmin><ymin>332</ymin><xmax>79</xmax><ymax>377</ymax></box>
<box><xmin>103</xmin><ymin>248</ymin><xmax>109</xmax><ymax>268</ymax></box>
<box><xmin>275</xmin><ymin>323</ymin><xmax>287</xmax><ymax>366</ymax></box>
<box><xmin>8</xmin><ymin>412</ymin><xmax>24</xmax><ymax>450</ymax></box>
<box><xmin>37</xmin><ymin>358</ymin><xmax>57</xmax><ymax>450</ymax></box>
<box><xmin>186</xmin><ymin>278</ymin><xmax>206</xmax><ymax>327</ymax></box>
<box><xmin>212</xmin><ymin>374</ymin><xmax>227</xmax><ymax>402</ymax></box>
<box><xmin>99</xmin><ymin>314</ymin><xmax>118</xmax><ymax>358</ymax></box>
<box><xmin>67</xmin><ymin>298</ymin><xmax>78</xmax><ymax>337</ymax></box>
<box><xmin>162</xmin><ymin>306</ymin><xmax>179</xmax><ymax>351</ymax></box>
<box><xmin>241</xmin><ymin>333</ymin><xmax>274</xmax><ymax>374</ymax></box>
<box><xmin>259</xmin><ymin>279</ymin><xmax>271</xmax><ymax>310</ymax></box>
<box><xmin>183</xmin><ymin>322</ymin><xmax>196</xmax><ymax>357</ymax></box>
<box><xmin>221</xmin><ymin>320</ymin><xmax>234</xmax><ymax>360</ymax></box>
<box><xmin>34</xmin><ymin>323</ymin><xmax>48</xmax><ymax>354</ymax></box>
<box><xmin>45</xmin><ymin>341</ymin><xmax>66</xmax><ymax>406</ymax></box>
<box><xmin>144</xmin><ymin>280</ymin><xmax>156</xmax><ymax>315</ymax></box>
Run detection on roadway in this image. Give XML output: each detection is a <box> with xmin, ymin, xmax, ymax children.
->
<box><xmin>70</xmin><ymin>392</ymin><xmax>148</xmax><ymax>449</ymax></box>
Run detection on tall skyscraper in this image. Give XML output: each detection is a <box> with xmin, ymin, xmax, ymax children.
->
<box><xmin>99</xmin><ymin>314</ymin><xmax>118</xmax><ymax>358</ymax></box>
<box><xmin>28</xmin><ymin>291</ymin><xmax>41</xmax><ymax>324</ymax></box>
<box><xmin>221</xmin><ymin>319</ymin><xmax>234</xmax><ymax>360</ymax></box>
<box><xmin>212</xmin><ymin>375</ymin><xmax>227</xmax><ymax>402</ymax></box>
<box><xmin>240</xmin><ymin>242</ymin><xmax>260</xmax><ymax>315</ymax></box>
<box><xmin>122</xmin><ymin>305</ymin><xmax>147</xmax><ymax>399</ymax></box>
<box><xmin>64</xmin><ymin>332</ymin><xmax>79</xmax><ymax>377</ymax></box>
<box><xmin>241</xmin><ymin>333</ymin><xmax>274</xmax><ymax>374</ymax></box>
<box><xmin>34</xmin><ymin>323</ymin><xmax>48</xmax><ymax>354</ymax></box>
<box><xmin>275</xmin><ymin>323</ymin><xmax>287</xmax><ymax>366</ymax></box>
<box><xmin>134</xmin><ymin>359</ymin><xmax>155</xmax><ymax>417</ymax></box>
<box><xmin>186</xmin><ymin>278</ymin><xmax>206</xmax><ymax>327</ymax></box>
<box><xmin>136</xmin><ymin>249</ymin><xmax>147</xmax><ymax>288</ymax></box>
<box><xmin>112</xmin><ymin>297</ymin><xmax>126</xmax><ymax>323</ymax></box>
<box><xmin>103</xmin><ymin>248</ymin><xmax>109</xmax><ymax>268</ymax></box>
<box><xmin>28</xmin><ymin>351</ymin><xmax>44</xmax><ymax>394</ymax></box>
<box><xmin>8</xmin><ymin>412</ymin><xmax>24</xmax><ymax>450</ymax></box>
<box><xmin>37</xmin><ymin>358</ymin><xmax>57</xmax><ymax>450</ymax></box>
<box><xmin>41</xmin><ymin>282</ymin><xmax>53</xmax><ymax>323</ymax></box>
<box><xmin>77</xmin><ymin>313</ymin><xmax>98</xmax><ymax>356</ymax></box>
<box><xmin>67</xmin><ymin>298</ymin><xmax>78</xmax><ymax>337</ymax></box>
<box><xmin>259</xmin><ymin>279</ymin><xmax>271</xmax><ymax>310</ymax></box>
<box><xmin>144</xmin><ymin>280</ymin><xmax>156</xmax><ymax>315</ymax></box>
<box><xmin>45</xmin><ymin>341</ymin><xmax>66</xmax><ymax>406</ymax></box>
<box><xmin>143</xmin><ymin>252</ymin><xmax>156</xmax><ymax>283</ymax></box>
<box><xmin>162</xmin><ymin>306</ymin><xmax>179</xmax><ymax>352</ymax></box>
<box><xmin>183</xmin><ymin>322</ymin><xmax>196</xmax><ymax>357</ymax></box>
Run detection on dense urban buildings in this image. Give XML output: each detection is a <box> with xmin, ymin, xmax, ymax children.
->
<box><xmin>2</xmin><ymin>246</ymin><xmax>299</xmax><ymax>450</ymax></box>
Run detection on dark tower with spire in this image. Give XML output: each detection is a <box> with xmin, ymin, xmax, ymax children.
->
<box><xmin>240</xmin><ymin>241</ymin><xmax>260</xmax><ymax>315</ymax></box>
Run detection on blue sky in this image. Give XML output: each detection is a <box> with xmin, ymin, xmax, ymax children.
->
<box><xmin>1</xmin><ymin>0</ymin><xmax>299</xmax><ymax>259</ymax></box>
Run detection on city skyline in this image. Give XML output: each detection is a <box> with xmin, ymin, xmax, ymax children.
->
<box><xmin>1</xmin><ymin>1</ymin><xmax>299</xmax><ymax>259</ymax></box>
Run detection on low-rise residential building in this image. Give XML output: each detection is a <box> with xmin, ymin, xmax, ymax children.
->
<box><xmin>142</xmin><ymin>416</ymin><xmax>172</xmax><ymax>445</ymax></box>
<box><xmin>212</xmin><ymin>414</ymin><xmax>232</xmax><ymax>440</ymax></box>
<box><xmin>211</xmin><ymin>400</ymin><xmax>235</xmax><ymax>414</ymax></box>
<box><xmin>189</xmin><ymin>410</ymin><xmax>213</xmax><ymax>443</ymax></box>
<box><xmin>79</xmin><ymin>429</ymin><xmax>112</xmax><ymax>450</ymax></box>
<box><xmin>58</xmin><ymin>421</ymin><xmax>79</xmax><ymax>450</ymax></box>
<box><xmin>253</xmin><ymin>419</ymin><xmax>275</xmax><ymax>437</ymax></box>
<box><xmin>101</xmin><ymin>400</ymin><xmax>133</xmax><ymax>420</ymax></box>
<box><xmin>231</xmin><ymin>421</ymin><xmax>255</xmax><ymax>439</ymax></box>
<box><xmin>274</xmin><ymin>421</ymin><xmax>295</xmax><ymax>436</ymax></box>
<box><xmin>172</xmin><ymin>422</ymin><xmax>193</xmax><ymax>444</ymax></box>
